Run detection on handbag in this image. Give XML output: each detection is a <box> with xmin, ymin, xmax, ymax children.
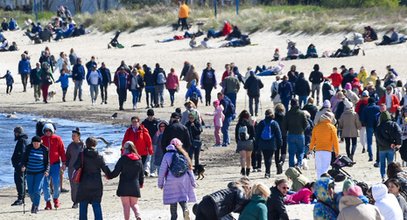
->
<box><xmin>72</xmin><ymin>152</ymin><xmax>84</xmax><ymax>183</ymax></box>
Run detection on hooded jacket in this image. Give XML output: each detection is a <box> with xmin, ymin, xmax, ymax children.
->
<box><xmin>375</xmin><ymin>111</ymin><xmax>402</xmax><ymax>151</ymax></box>
<box><xmin>11</xmin><ymin>133</ymin><xmax>28</xmax><ymax>168</ymax></box>
<box><xmin>108</xmin><ymin>153</ymin><xmax>144</xmax><ymax>197</ymax></box>
<box><xmin>284</xmin><ymin>106</ymin><xmax>308</xmax><ymax>135</ymax></box>
<box><xmin>313</xmin><ymin>178</ymin><xmax>339</xmax><ymax>220</ymax></box>
<box><xmin>310</xmin><ymin>118</ymin><xmax>339</xmax><ymax>154</ymax></box>
<box><xmin>267</xmin><ymin>187</ymin><xmax>289</xmax><ymax>220</ymax></box>
<box><xmin>75</xmin><ymin>147</ymin><xmax>111</xmax><ymax>203</ymax></box>
<box><xmin>338</xmin><ymin>195</ymin><xmax>383</xmax><ymax>220</ymax></box>
<box><xmin>41</xmin><ymin>129</ymin><xmax>66</xmax><ymax>165</ymax></box>
<box><xmin>122</xmin><ymin>125</ymin><xmax>153</xmax><ymax>156</ymax></box>
<box><xmin>238</xmin><ymin>195</ymin><xmax>268</xmax><ymax>220</ymax></box>
<box><xmin>285</xmin><ymin>167</ymin><xmax>310</xmax><ymax>192</ymax></box>
<box><xmin>338</xmin><ymin>109</ymin><xmax>362</xmax><ymax>138</ymax></box>
<box><xmin>372</xmin><ymin>183</ymin><xmax>403</xmax><ymax>220</ymax></box>
<box><xmin>295</xmin><ymin>76</ymin><xmax>311</xmax><ymax>96</ymax></box>
<box><xmin>244</xmin><ymin>74</ymin><xmax>264</xmax><ymax>97</ymax></box>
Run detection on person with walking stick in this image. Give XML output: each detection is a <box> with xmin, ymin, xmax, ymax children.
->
<box><xmin>11</xmin><ymin>126</ymin><xmax>28</xmax><ymax>206</ymax></box>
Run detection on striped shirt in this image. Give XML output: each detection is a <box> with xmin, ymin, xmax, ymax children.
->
<box><xmin>27</xmin><ymin>148</ymin><xmax>45</xmax><ymax>174</ymax></box>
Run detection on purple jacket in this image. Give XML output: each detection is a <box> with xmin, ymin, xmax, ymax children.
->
<box><xmin>157</xmin><ymin>145</ymin><xmax>196</xmax><ymax>205</ymax></box>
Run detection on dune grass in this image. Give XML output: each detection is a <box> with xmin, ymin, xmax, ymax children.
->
<box><xmin>1</xmin><ymin>5</ymin><xmax>407</xmax><ymax>35</ymax></box>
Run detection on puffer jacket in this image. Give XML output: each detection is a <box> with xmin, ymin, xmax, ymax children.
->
<box><xmin>339</xmin><ymin>109</ymin><xmax>362</xmax><ymax>138</ymax></box>
<box><xmin>310</xmin><ymin>119</ymin><xmax>339</xmax><ymax>154</ymax></box>
<box><xmin>238</xmin><ymin>195</ymin><xmax>267</xmax><ymax>220</ymax></box>
<box><xmin>372</xmin><ymin>183</ymin><xmax>403</xmax><ymax>220</ymax></box>
<box><xmin>375</xmin><ymin>111</ymin><xmax>402</xmax><ymax>151</ymax></box>
<box><xmin>285</xmin><ymin>167</ymin><xmax>310</xmax><ymax>192</ymax></box>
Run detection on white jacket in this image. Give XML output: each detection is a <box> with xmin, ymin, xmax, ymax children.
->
<box><xmin>372</xmin><ymin>183</ymin><xmax>403</xmax><ymax>220</ymax></box>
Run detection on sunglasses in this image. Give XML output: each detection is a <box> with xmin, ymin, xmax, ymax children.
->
<box><xmin>282</xmin><ymin>186</ymin><xmax>289</xmax><ymax>190</ymax></box>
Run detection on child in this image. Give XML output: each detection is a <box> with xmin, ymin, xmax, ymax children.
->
<box><xmin>157</xmin><ymin>138</ymin><xmax>196</xmax><ymax>220</ymax></box>
<box><xmin>273</xmin><ymin>48</ymin><xmax>280</xmax><ymax>61</ymax></box>
<box><xmin>55</xmin><ymin>64</ymin><xmax>71</xmax><ymax>102</ymax></box>
<box><xmin>1</xmin><ymin>70</ymin><xmax>14</xmax><ymax>94</ymax></box>
<box><xmin>284</xmin><ymin>182</ymin><xmax>315</xmax><ymax>204</ymax></box>
<box><xmin>205</xmin><ymin>100</ymin><xmax>224</xmax><ymax>147</ymax></box>
<box><xmin>185</xmin><ymin>79</ymin><xmax>202</xmax><ymax>107</ymax></box>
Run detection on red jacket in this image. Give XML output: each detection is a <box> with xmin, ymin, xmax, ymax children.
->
<box><xmin>355</xmin><ymin>99</ymin><xmax>368</xmax><ymax>114</ymax></box>
<box><xmin>41</xmin><ymin>134</ymin><xmax>66</xmax><ymax>165</ymax></box>
<box><xmin>328</xmin><ymin>73</ymin><xmax>343</xmax><ymax>88</ymax></box>
<box><xmin>378</xmin><ymin>95</ymin><xmax>400</xmax><ymax>113</ymax></box>
<box><xmin>222</xmin><ymin>22</ymin><xmax>232</xmax><ymax>36</ymax></box>
<box><xmin>122</xmin><ymin>125</ymin><xmax>153</xmax><ymax>156</ymax></box>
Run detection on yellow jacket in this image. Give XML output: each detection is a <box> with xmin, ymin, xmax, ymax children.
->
<box><xmin>365</xmin><ymin>75</ymin><xmax>377</xmax><ymax>87</ymax></box>
<box><xmin>357</xmin><ymin>69</ymin><xmax>367</xmax><ymax>85</ymax></box>
<box><xmin>310</xmin><ymin>119</ymin><xmax>339</xmax><ymax>155</ymax></box>
<box><xmin>137</xmin><ymin>68</ymin><xmax>145</xmax><ymax>78</ymax></box>
<box><xmin>179</xmin><ymin>4</ymin><xmax>189</xmax><ymax>19</ymax></box>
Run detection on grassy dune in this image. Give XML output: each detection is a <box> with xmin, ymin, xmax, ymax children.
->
<box><xmin>1</xmin><ymin>5</ymin><xmax>407</xmax><ymax>34</ymax></box>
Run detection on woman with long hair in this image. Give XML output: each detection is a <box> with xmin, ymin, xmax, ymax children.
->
<box><xmin>66</xmin><ymin>128</ymin><xmax>84</xmax><ymax>208</ymax></box>
<box><xmin>235</xmin><ymin>110</ymin><xmax>255</xmax><ymax>176</ymax></box>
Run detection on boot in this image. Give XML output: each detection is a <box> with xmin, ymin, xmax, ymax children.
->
<box><xmin>276</xmin><ymin>163</ymin><xmax>283</xmax><ymax>175</ymax></box>
<box><xmin>245</xmin><ymin>168</ymin><xmax>250</xmax><ymax>177</ymax></box>
<box><xmin>45</xmin><ymin>201</ymin><xmax>52</xmax><ymax>210</ymax></box>
<box><xmin>240</xmin><ymin>168</ymin><xmax>245</xmax><ymax>176</ymax></box>
<box><xmin>53</xmin><ymin>198</ymin><xmax>60</xmax><ymax>209</ymax></box>
<box><xmin>33</xmin><ymin>206</ymin><xmax>38</xmax><ymax>214</ymax></box>
<box><xmin>31</xmin><ymin>204</ymin><xmax>35</xmax><ymax>213</ymax></box>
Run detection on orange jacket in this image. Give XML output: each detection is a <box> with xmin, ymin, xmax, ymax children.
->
<box><xmin>178</xmin><ymin>4</ymin><xmax>189</xmax><ymax>19</ymax></box>
<box><xmin>310</xmin><ymin>120</ymin><xmax>339</xmax><ymax>155</ymax></box>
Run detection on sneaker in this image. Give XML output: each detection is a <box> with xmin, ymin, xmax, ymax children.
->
<box><xmin>149</xmin><ymin>173</ymin><xmax>157</xmax><ymax>177</ymax></box>
<box><xmin>368</xmin><ymin>158</ymin><xmax>373</xmax><ymax>162</ymax></box>
<box><xmin>362</xmin><ymin>148</ymin><xmax>366</xmax><ymax>153</ymax></box>
<box><xmin>72</xmin><ymin>203</ymin><xmax>78</xmax><ymax>209</ymax></box>
<box><xmin>265</xmin><ymin>173</ymin><xmax>271</xmax><ymax>179</ymax></box>
<box><xmin>221</xmin><ymin>144</ymin><xmax>227</xmax><ymax>147</ymax></box>
<box><xmin>61</xmin><ymin>188</ymin><xmax>69</xmax><ymax>193</ymax></box>
<box><xmin>11</xmin><ymin>199</ymin><xmax>23</xmax><ymax>206</ymax></box>
<box><xmin>45</xmin><ymin>201</ymin><xmax>52</xmax><ymax>210</ymax></box>
<box><xmin>184</xmin><ymin>210</ymin><xmax>190</xmax><ymax>220</ymax></box>
<box><xmin>53</xmin><ymin>198</ymin><xmax>60</xmax><ymax>209</ymax></box>
<box><xmin>257</xmin><ymin>168</ymin><xmax>262</xmax><ymax>173</ymax></box>
<box><xmin>374</xmin><ymin>162</ymin><xmax>379</xmax><ymax>168</ymax></box>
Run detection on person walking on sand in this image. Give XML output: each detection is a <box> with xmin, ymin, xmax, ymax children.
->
<box><xmin>86</xmin><ymin>64</ymin><xmax>102</xmax><ymax>105</ymax></box>
<box><xmin>166</xmin><ymin>68</ymin><xmax>179</xmax><ymax>107</ymax></box>
<box><xmin>108</xmin><ymin>141</ymin><xmax>144</xmax><ymax>220</ymax></box>
<box><xmin>161</xmin><ymin>112</ymin><xmax>192</xmax><ymax>153</ymax></box>
<box><xmin>235</xmin><ymin>110</ymin><xmax>255</xmax><ymax>177</ymax></box>
<box><xmin>218</xmin><ymin>92</ymin><xmax>236</xmax><ymax>147</ymax></box>
<box><xmin>11</xmin><ymin>126</ymin><xmax>28</xmax><ymax>206</ymax></box>
<box><xmin>21</xmin><ymin>136</ymin><xmax>49</xmax><ymax>214</ymax></box>
<box><xmin>244</xmin><ymin>70</ymin><xmax>264</xmax><ymax>117</ymax></box>
<box><xmin>114</xmin><ymin>67</ymin><xmax>130</xmax><ymax>111</ymax></box>
<box><xmin>99</xmin><ymin>62</ymin><xmax>111</xmax><ymax>105</ymax></box>
<box><xmin>41</xmin><ymin>123</ymin><xmax>66</xmax><ymax>210</ymax></box>
<box><xmin>153</xmin><ymin>63</ymin><xmax>167</xmax><ymax>108</ymax></box>
<box><xmin>65</xmin><ymin>128</ymin><xmax>84</xmax><ymax>209</ymax></box>
<box><xmin>338</xmin><ymin>99</ymin><xmax>362</xmax><ymax>161</ymax></box>
<box><xmin>18</xmin><ymin>53</ymin><xmax>31</xmax><ymax>92</ymax></box>
<box><xmin>129</xmin><ymin>68</ymin><xmax>143</xmax><ymax>110</ymax></box>
<box><xmin>72</xmin><ymin>58</ymin><xmax>86</xmax><ymax>101</ymax></box>
<box><xmin>308</xmin><ymin>64</ymin><xmax>324</xmax><ymax>105</ymax></box>
<box><xmin>278</xmin><ymin>75</ymin><xmax>293</xmax><ymax>111</ymax></box>
<box><xmin>158</xmin><ymin>138</ymin><xmax>196</xmax><ymax>220</ymax></box>
<box><xmin>30</xmin><ymin>63</ymin><xmax>42</xmax><ymax>101</ymax></box>
<box><xmin>221</xmin><ymin>70</ymin><xmax>240</xmax><ymax>107</ymax></box>
<box><xmin>39</xmin><ymin>63</ymin><xmax>54</xmax><ymax>103</ymax></box>
<box><xmin>75</xmin><ymin>137</ymin><xmax>111</xmax><ymax>220</ymax></box>
<box><xmin>200</xmin><ymin>62</ymin><xmax>217</xmax><ymax>106</ymax></box>
<box><xmin>178</xmin><ymin>0</ymin><xmax>190</xmax><ymax>31</ymax></box>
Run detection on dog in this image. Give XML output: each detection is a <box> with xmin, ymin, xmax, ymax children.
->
<box><xmin>47</xmin><ymin>91</ymin><xmax>56</xmax><ymax>100</ymax></box>
<box><xmin>193</xmin><ymin>164</ymin><xmax>206</xmax><ymax>180</ymax></box>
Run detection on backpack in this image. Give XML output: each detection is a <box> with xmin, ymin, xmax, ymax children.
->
<box><xmin>169</xmin><ymin>150</ymin><xmax>188</xmax><ymax>177</ymax></box>
<box><xmin>260</xmin><ymin>120</ymin><xmax>274</xmax><ymax>141</ymax></box>
<box><xmin>238</xmin><ymin>125</ymin><xmax>249</xmax><ymax>141</ymax></box>
<box><xmin>157</xmin><ymin>72</ymin><xmax>166</xmax><ymax>84</ymax></box>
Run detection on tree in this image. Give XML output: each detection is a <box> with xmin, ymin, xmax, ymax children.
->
<box><xmin>43</xmin><ymin>0</ymin><xmax>54</xmax><ymax>10</ymax></box>
<box><xmin>73</xmin><ymin>0</ymin><xmax>83</xmax><ymax>13</ymax></box>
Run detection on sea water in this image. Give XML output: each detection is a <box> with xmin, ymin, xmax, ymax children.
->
<box><xmin>0</xmin><ymin>113</ymin><xmax>127</xmax><ymax>188</ymax></box>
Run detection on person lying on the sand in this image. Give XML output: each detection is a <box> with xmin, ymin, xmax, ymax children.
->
<box><xmin>255</xmin><ymin>63</ymin><xmax>285</xmax><ymax>76</ymax></box>
<box><xmin>220</xmin><ymin>35</ymin><xmax>251</xmax><ymax>48</ymax></box>
<box><xmin>157</xmin><ymin>30</ymin><xmax>203</xmax><ymax>43</ymax></box>
<box><xmin>377</xmin><ymin>28</ymin><xmax>406</xmax><ymax>45</ymax></box>
<box><xmin>190</xmin><ymin>37</ymin><xmax>211</xmax><ymax>49</ymax></box>
<box><xmin>207</xmin><ymin>20</ymin><xmax>232</xmax><ymax>39</ymax></box>
<box><xmin>225</xmin><ymin>25</ymin><xmax>242</xmax><ymax>41</ymax></box>
<box><xmin>363</xmin><ymin>26</ymin><xmax>378</xmax><ymax>42</ymax></box>
<box><xmin>0</xmin><ymin>37</ymin><xmax>9</xmax><ymax>51</ymax></box>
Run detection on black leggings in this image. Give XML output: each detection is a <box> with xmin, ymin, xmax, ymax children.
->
<box><xmin>6</xmin><ymin>85</ymin><xmax>12</xmax><ymax>94</ymax></box>
<box><xmin>204</xmin><ymin>87</ymin><xmax>213</xmax><ymax>106</ymax></box>
<box><xmin>251</xmin><ymin>149</ymin><xmax>262</xmax><ymax>169</ymax></box>
<box><xmin>345</xmin><ymin>137</ymin><xmax>357</xmax><ymax>158</ymax></box>
<box><xmin>262</xmin><ymin>149</ymin><xmax>275</xmax><ymax>175</ymax></box>
<box><xmin>188</xmin><ymin>145</ymin><xmax>201</xmax><ymax>167</ymax></box>
<box><xmin>170</xmin><ymin>202</ymin><xmax>188</xmax><ymax>220</ymax></box>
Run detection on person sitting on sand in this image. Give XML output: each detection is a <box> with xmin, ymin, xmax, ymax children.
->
<box><xmin>332</xmin><ymin>43</ymin><xmax>352</xmax><ymax>57</ymax></box>
<box><xmin>220</xmin><ymin>35</ymin><xmax>251</xmax><ymax>48</ymax></box>
<box><xmin>8</xmin><ymin>18</ymin><xmax>18</xmax><ymax>31</ymax></box>
<box><xmin>286</xmin><ymin>41</ymin><xmax>302</xmax><ymax>60</ymax></box>
<box><xmin>207</xmin><ymin>20</ymin><xmax>232</xmax><ymax>39</ymax></box>
<box><xmin>313</xmin><ymin>178</ymin><xmax>339</xmax><ymax>220</ymax></box>
<box><xmin>1</xmin><ymin>18</ymin><xmax>8</xmax><ymax>31</ymax></box>
<box><xmin>363</xmin><ymin>26</ymin><xmax>378</xmax><ymax>42</ymax></box>
<box><xmin>377</xmin><ymin>28</ymin><xmax>404</xmax><ymax>45</ymax></box>
<box><xmin>305</xmin><ymin>44</ymin><xmax>318</xmax><ymax>58</ymax></box>
<box><xmin>0</xmin><ymin>37</ymin><xmax>8</xmax><ymax>51</ymax></box>
<box><xmin>273</xmin><ymin>48</ymin><xmax>280</xmax><ymax>61</ymax></box>
<box><xmin>225</xmin><ymin>25</ymin><xmax>242</xmax><ymax>41</ymax></box>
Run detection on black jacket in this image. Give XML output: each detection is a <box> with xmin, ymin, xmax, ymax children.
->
<box><xmin>267</xmin><ymin>187</ymin><xmax>289</xmax><ymax>220</ymax></box>
<box><xmin>204</xmin><ymin>182</ymin><xmax>250</xmax><ymax>217</ymax></box>
<box><xmin>295</xmin><ymin>77</ymin><xmax>310</xmax><ymax>96</ymax></box>
<box><xmin>75</xmin><ymin>148</ymin><xmax>111</xmax><ymax>203</ymax></box>
<box><xmin>142</xmin><ymin>118</ymin><xmax>160</xmax><ymax>140</ymax></box>
<box><xmin>30</xmin><ymin>68</ymin><xmax>41</xmax><ymax>85</ymax></box>
<box><xmin>99</xmin><ymin>67</ymin><xmax>111</xmax><ymax>86</ymax></box>
<box><xmin>302</xmin><ymin>104</ymin><xmax>318</xmax><ymax>121</ymax></box>
<box><xmin>335</xmin><ymin>101</ymin><xmax>345</xmax><ymax>120</ymax></box>
<box><xmin>235</xmin><ymin>119</ymin><xmax>255</xmax><ymax>143</ymax></box>
<box><xmin>11</xmin><ymin>134</ymin><xmax>28</xmax><ymax>169</ymax></box>
<box><xmin>161</xmin><ymin>120</ymin><xmax>192</xmax><ymax>152</ymax></box>
<box><xmin>255</xmin><ymin>118</ymin><xmax>282</xmax><ymax>151</ymax></box>
<box><xmin>376</xmin><ymin>115</ymin><xmax>402</xmax><ymax>151</ymax></box>
<box><xmin>274</xmin><ymin>112</ymin><xmax>287</xmax><ymax>155</ymax></box>
<box><xmin>308</xmin><ymin>70</ymin><xmax>324</xmax><ymax>84</ymax></box>
<box><xmin>109</xmin><ymin>155</ymin><xmax>144</xmax><ymax>197</ymax></box>
<box><xmin>244</xmin><ymin>75</ymin><xmax>264</xmax><ymax>97</ymax></box>
<box><xmin>342</xmin><ymin>73</ymin><xmax>355</xmax><ymax>89</ymax></box>
<box><xmin>287</xmin><ymin>71</ymin><xmax>298</xmax><ymax>84</ymax></box>
<box><xmin>143</xmin><ymin>66</ymin><xmax>155</xmax><ymax>87</ymax></box>
<box><xmin>185</xmin><ymin>120</ymin><xmax>203</xmax><ymax>141</ymax></box>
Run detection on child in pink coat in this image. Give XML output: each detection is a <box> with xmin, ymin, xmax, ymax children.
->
<box><xmin>205</xmin><ymin>100</ymin><xmax>224</xmax><ymax>146</ymax></box>
<box><xmin>284</xmin><ymin>182</ymin><xmax>315</xmax><ymax>205</ymax></box>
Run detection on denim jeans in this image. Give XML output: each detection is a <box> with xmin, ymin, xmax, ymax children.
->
<box><xmin>80</xmin><ymin>201</ymin><xmax>103</xmax><ymax>220</ymax></box>
<box><xmin>222</xmin><ymin>115</ymin><xmax>233</xmax><ymax>145</ymax></box>
<box><xmin>249</xmin><ymin>96</ymin><xmax>259</xmax><ymax>116</ymax></box>
<box><xmin>43</xmin><ymin>163</ymin><xmax>60</xmax><ymax>201</ymax></box>
<box><xmin>225</xmin><ymin>93</ymin><xmax>237</xmax><ymax>107</ymax></box>
<box><xmin>366</xmin><ymin>127</ymin><xmax>376</xmax><ymax>161</ymax></box>
<box><xmin>74</xmin><ymin>80</ymin><xmax>83</xmax><ymax>100</ymax></box>
<box><xmin>281</xmin><ymin>97</ymin><xmax>290</xmax><ymax>112</ymax></box>
<box><xmin>379</xmin><ymin>149</ymin><xmax>395</xmax><ymax>178</ymax></box>
<box><xmin>27</xmin><ymin>173</ymin><xmax>44</xmax><ymax>206</ymax></box>
<box><xmin>89</xmin><ymin>84</ymin><xmax>99</xmax><ymax>102</ymax></box>
<box><xmin>299</xmin><ymin>96</ymin><xmax>308</xmax><ymax>108</ymax></box>
<box><xmin>131</xmin><ymin>89</ymin><xmax>139</xmax><ymax>106</ymax></box>
<box><xmin>287</xmin><ymin>134</ymin><xmax>305</xmax><ymax>167</ymax></box>
<box><xmin>168</xmin><ymin>89</ymin><xmax>176</xmax><ymax>105</ymax></box>
<box><xmin>145</xmin><ymin>86</ymin><xmax>155</xmax><ymax>107</ymax></box>
<box><xmin>155</xmin><ymin>84</ymin><xmax>165</xmax><ymax>106</ymax></box>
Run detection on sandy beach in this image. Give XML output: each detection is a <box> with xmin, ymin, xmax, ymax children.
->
<box><xmin>0</xmin><ymin>26</ymin><xmax>406</xmax><ymax>219</ymax></box>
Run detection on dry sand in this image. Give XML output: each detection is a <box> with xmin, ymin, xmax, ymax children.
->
<box><xmin>0</xmin><ymin>26</ymin><xmax>406</xmax><ymax>219</ymax></box>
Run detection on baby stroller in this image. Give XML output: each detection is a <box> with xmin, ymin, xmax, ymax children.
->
<box><xmin>108</xmin><ymin>31</ymin><xmax>124</xmax><ymax>49</ymax></box>
<box><xmin>328</xmin><ymin>155</ymin><xmax>356</xmax><ymax>182</ymax></box>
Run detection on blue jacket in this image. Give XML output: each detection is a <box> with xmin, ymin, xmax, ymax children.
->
<box><xmin>3</xmin><ymin>72</ymin><xmax>14</xmax><ymax>85</ymax></box>
<box><xmin>18</xmin><ymin>59</ymin><xmax>31</xmax><ymax>75</ymax></box>
<box><xmin>220</xmin><ymin>95</ymin><xmax>235</xmax><ymax>117</ymax></box>
<box><xmin>56</xmin><ymin>73</ymin><xmax>71</xmax><ymax>89</ymax></box>
<box><xmin>278</xmin><ymin>80</ymin><xmax>293</xmax><ymax>100</ymax></box>
<box><xmin>361</xmin><ymin>103</ymin><xmax>380</xmax><ymax>129</ymax></box>
<box><xmin>86</xmin><ymin>70</ymin><xmax>102</xmax><ymax>85</ymax></box>
<box><xmin>72</xmin><ymin>64</ymin><xmax>85</xmax><ymax>81</ymax></box>
<box><xmin>185</xmin><ymin>85</ymin><xmax>202</xmax><ymax>100</ymax></box>
<box><xmin>99</xmin><ymin>67</ymin><xmax>111</xmax><ymax>86</ymax></box>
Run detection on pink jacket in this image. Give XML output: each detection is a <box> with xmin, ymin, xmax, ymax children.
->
<box><xmin>284</xmin><ymin>188</ymin><xmax>313</xmax><ymax>205</ymax></box>
<box><xmin>166</xmin><ymin>73</ymin><xmax>179</xmax><ymax>90</ymax></box>
<box><xmin>213</xmin><ymin>106</ymin><xmax>224</xmax><ymax>127</ymax></box>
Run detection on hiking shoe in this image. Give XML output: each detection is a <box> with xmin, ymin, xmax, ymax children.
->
<box><xmin>374</xmin><ymin>162</ymin><xmax>380</xmax><ymax>168</ymax></box>
<box><xmin>53</xmin><ymin>198</ymin><xmax>60</xmax><ymax>209</ymax></box>
<box><xmin>368</xmin><ymin>158</ymin><xmax>373</xmax><ymax>162</ymax></box>
<box><xmin>276</xmin><ymin>163</ymin><xmax>283</xmax><ymax>175</ymax></box>
<box><xmin>61</xmin><ymin>188</ymin><xmax>69</xmax><ymax>193</ymax></box>
<box><xmin>265</xmin><ymin>173</ymin><xmax>271</xmax><ymax>179</ymax></box>
<box><xmin>11</xmin><ymin>199</ymin><xmax>23</xmax><ymax>206</ymax></box>
<box><xmin>45</xmin><ymin>201</ymin><xmax>52</xmax><ymax>210</ymax></box>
